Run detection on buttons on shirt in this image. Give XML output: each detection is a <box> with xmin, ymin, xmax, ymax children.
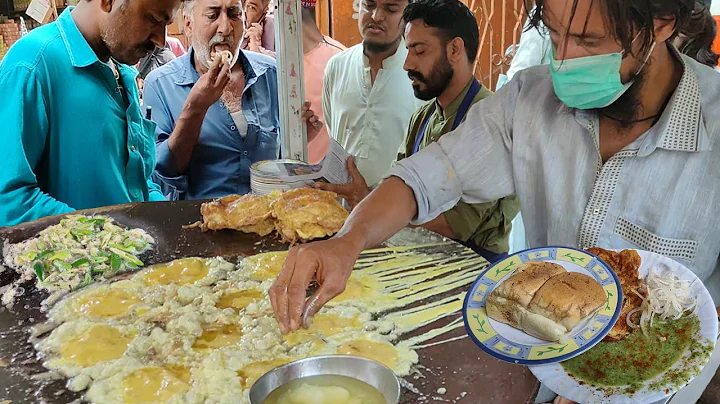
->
<box><xmin>243</xmin><ymin>150</ymin><xmax>249</xmax><ymax>156</ymax></box>
<box><xmin>219</xmin><ymin>101</ymin><xmax>225</xmax><ymax>108</ymax></box>
<box><xmin>231</xmin><ymin>125</ymin><xmax>237</xmax><ymax>131</ymax></box>
<box><xmin>130</xmin><ymin>146</ymin><xmax>136</xmax><ymax>152</ymax></box>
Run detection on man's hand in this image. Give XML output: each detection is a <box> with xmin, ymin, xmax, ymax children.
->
<box><xmin>313</xmin><ymin>157</ymin><xmax>370</xmax><ymax>210</ymax></box>
<box><xmin>302</xmin><ymin>101</ymin><xmax>323</xmax><ymax>142</ymax></box>
<box><xmin>167</xmin><ymin>56</ymin><xmax>231</xmax><ymax>174</ymax></box>
<box><xmin>187</xmin><ymin>55</ymin><xmax>231</xmax><ymax>112</ymax></box>
<box><xmin>245</xmin><ymin>23</ymin><xmax>263</xmax><ymax>52</ymax></box>
<box><xmin>269</xmin><ymin>236</ymin><xmax>362</xmax><ymax>334</ymax></box>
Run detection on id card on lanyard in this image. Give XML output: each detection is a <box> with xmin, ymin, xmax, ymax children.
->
<box><xmin>411</xmin><ymin>79</ymin><xmax>482</xmax><ymax>155</ymax></box>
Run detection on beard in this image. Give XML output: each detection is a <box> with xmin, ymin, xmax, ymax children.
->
<box><xmin>100</xmin><ymin>3</ymin><xmax>154</xmax><ymax>65</ymax></box>
<box><xmin>363</xmin><ymin>33</ymin><xmax>402</xmax><ymax>55</ymax></box>
<box><xmin>407</xmin><ymin>53</ymin><xmax>455</xmax><ymax>101</ymax></box>
<box><xmin>597</xmin><ymin>69</ymin><xmax>647</xmax><ymax>129</ymax></box>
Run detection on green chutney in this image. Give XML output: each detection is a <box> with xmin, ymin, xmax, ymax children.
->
<box><xmin>562</xmin><ymin>315</ymin><xmax>699</xmax><ymax>387</ymax></box>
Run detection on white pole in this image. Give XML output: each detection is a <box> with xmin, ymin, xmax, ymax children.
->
<box><xmin>275</xmin><ymin>0</ymin><xmax>308</xmax><ymax>162</ymax></box>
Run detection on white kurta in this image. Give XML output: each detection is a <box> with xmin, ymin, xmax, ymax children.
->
<box><xmin>322</xmin><ymin>40</ymin><xmax>423</xmax><ymax>186</ymax></box>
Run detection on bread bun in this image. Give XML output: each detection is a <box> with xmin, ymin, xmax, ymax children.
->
<box><xmin>486</xmin><ymin>261</ymin><xmax>605</xmax><ymax>342</ymax></box>
<box><xmin>209</xmin><ymin>50</ymin><xmax>233</xmax><ymax>65</ymax></box>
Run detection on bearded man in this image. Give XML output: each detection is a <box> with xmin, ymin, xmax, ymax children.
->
<box><xmin>0</xmin><ymin>0</ymin><xmax>181</xmax><ymax>226</ymax></box>
<box><xmin>322</xmin><ymin>0</ymin><xmax>422</xmax><ymax>187</ymax></box>
<box><xmin>143</xmin><ymin>0</ymin><xmax>322</xmax><ymax>200</ymax></box>
<box><xmin>316</xmin><ymin>0</ymin><xmax>519</xmax><ymax>260</ymax></box>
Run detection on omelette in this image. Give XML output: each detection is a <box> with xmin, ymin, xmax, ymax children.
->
<box><xmin>198</xmin><ymin>189</ymin><xmax>349</xmax><ymax>243</ymax></box>
<box><xmin>199</xmin><ymin>194</ymin><xmax>275</xmax><ymax>236</ymax></box>
<box><xmin>270</xmin><ymin>188</ymin><xmax>349</xmax><ymax>243</ymax></box>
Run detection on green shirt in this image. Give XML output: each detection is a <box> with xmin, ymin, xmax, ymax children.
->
<box><xmin>399</xmin><ymin>79</ymin><xmax>520</xmax><ymax>253</ymax></box>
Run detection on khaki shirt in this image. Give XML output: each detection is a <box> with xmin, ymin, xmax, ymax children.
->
<box><xmin>398</xmin><ymin>79</ymin><xmax>520</xmax><ymax>253</ymax></box>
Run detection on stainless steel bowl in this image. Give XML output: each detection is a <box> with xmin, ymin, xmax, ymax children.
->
<box><xmin>248</xmin><ymin>355</ymin><xmax>401</xmax><ymax>404</ymax></box>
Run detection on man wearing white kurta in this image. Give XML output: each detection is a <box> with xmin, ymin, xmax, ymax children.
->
<box><xmin>322</xmin><ymin>0</ymin><xmax>422</xmax><ymax>186</ymax></box>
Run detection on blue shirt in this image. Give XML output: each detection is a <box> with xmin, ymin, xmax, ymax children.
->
<box><xmin>0</xmin><ymin>9</ymin><xmax>165</xmax><ymax>227</ymax></box>
<box><xmin>143</xmin><ymin>49</ymin><xmax>281</xmax><ymax>200</ymax></box>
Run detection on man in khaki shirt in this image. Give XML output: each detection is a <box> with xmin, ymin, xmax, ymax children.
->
<box><xmin>316</xmin><ymin>0</ymin><xmax>518</xmax><ymax>258</ymax></box>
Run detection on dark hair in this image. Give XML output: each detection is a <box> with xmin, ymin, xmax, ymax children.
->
<box><xmin>402</xmin><ymin>0</ymin><xmax>480</xmax><ymax>62</ymax></box>
<box><xmin>526</xmin><ymin>0</ymin><xmax>695</xmax><ymax>58</ymax></box>
<box><xmin>677</xmin><ymin>3</ymin><xmax>719</xmax><ymax>67</ymax></box>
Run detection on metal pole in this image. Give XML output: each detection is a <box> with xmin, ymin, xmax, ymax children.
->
<box><xmin>275</xmin><ymin>0</ymin><xmax>308</xmax><ymax>162</ymax></box>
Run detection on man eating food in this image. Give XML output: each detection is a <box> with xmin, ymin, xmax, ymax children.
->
<box><xmin>143</xmin><ymin>0</ymin><xmax>322</xmax><ymax>200</ymax></box>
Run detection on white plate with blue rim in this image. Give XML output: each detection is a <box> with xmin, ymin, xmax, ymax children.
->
<box><xmin>462</xmin><ymin>246</ymin><xmax>623</xmax><ymax>365</ymax></box>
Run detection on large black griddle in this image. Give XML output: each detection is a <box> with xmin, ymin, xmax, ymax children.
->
<box><xmin>0</xmin><ymin>201</ymin><xmax>541</xmax><ymax>403</ymax></box>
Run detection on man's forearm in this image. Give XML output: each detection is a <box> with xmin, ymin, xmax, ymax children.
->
<box><xmin>167</xmin><ymin>103</ymin><xmax>208</xmax><ymax>174</ymax></box>
<box><xmin>336</xmin><ymin>176</ymin><xmax>418</xmax><ymax>253</ymax></box>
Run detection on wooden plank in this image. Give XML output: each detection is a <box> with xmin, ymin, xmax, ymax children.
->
<box><xmin>330</xmin><ymin>0</ymin><xmax>360</xmax><ymax>47</ymax></box>
<box><xmin>275</xmin><ymin>0</ymin><xmax>308</xmax><ymax>161</ymax></box>
<box><xmin>316</xmin><ymin>0</ymin><xmax>330</xmax><ymax>36</ymax></box>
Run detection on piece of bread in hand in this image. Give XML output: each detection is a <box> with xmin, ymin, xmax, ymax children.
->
<box><xmin>209</xmin><ymin>50</ymin><xmax>233</xmax><ymax>65</ymax></box>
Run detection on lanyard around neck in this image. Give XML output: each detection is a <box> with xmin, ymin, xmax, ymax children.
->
<box><xmin>411</xmin><ymin>79</ymin><xmax>482</xmax><ymax>155</ymax></box>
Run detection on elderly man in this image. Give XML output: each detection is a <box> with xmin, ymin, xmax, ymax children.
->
<box><xmin>143</xmin><ymin>0</ymin><xmax>322</xmax><ymax>200</ymax></box>
<box><xmin>316</xmin><ymin>0</ymin><xmax>519</xmax><ymax>260</ymax></box>
<box><xmin>322</xmin><ymin>0</ymin><xmax>422</xmax><ymax>187</ymax></box>
<box><xmin>0</xmin><ymin>0</ymin><xmax>181</xmax><ymax>227</ymax></box>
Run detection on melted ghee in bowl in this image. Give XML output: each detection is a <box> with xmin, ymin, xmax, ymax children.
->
<box><xmin>264</xmin><ymin>374</ymin><xmax>386</xmax><ymax>404</ymax></box>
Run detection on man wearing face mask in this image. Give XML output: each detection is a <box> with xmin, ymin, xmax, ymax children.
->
<box><xmin>143</xmin><ymin>0</ymin><xmax>322</xmax><ymax>200</ymax></box>
<box><xmin>270</xmin><ymin>0</ymin><xmax>720</xmax><ymax>350</ymax></box>
<box><xmin>316</xmin><ymin>0</ymin><xmax>519</xmax><ymax>260</ymax></box>
<box><xmin>0</xmin><ymin>0</ymin><xmax>181</xmax><ymax>226</ymax></box>
<box><xmin>322</xmin><ymin>0</ymin><xmax>423</xmax><ymax>187</ymax></box>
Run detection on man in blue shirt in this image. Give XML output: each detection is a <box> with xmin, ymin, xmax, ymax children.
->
<box><xmin>144</xmin><ymin>0</ymin><xmax>323</xmax><ymax>200</ymax></box>
<box><xmin>0</xmin><ymin>0</ymin><xmax>182</xmax><ymax>227</ymax></box>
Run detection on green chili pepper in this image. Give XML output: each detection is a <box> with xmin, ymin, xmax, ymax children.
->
<box><xmin>109</xmin><ymin>247</ymin><xmax>143</xmax><ymax>267</ymax></box>
<box><xmin>48</xmin><ymin>250</ymin><xmax>71</xmax><ymax>261</ymax></box>
<box><xmin>71</xmin><ymin>258</ymin><xmax>90</xmax><ymax>268</ymax></box>
<box><xmin>36</xmin><ymin>250</ymin><xmax>53</xmax><ymax>260</ymax></box>
<box><xmin>33</xmin><ymin>262</ymin><xmax>45</xmax><ymax>282</ymax></box>
<box><xmin>111</xmin><ymin>253</ymin><xmax>122</xmax><ymax>271</ymax></box>
<box><xmin>52</xmin><ymin>260</ymin><xmax>72</xmax><ymax>271</ymax></box>
<box><xmin>92</xmin><ymin>256</ymin><xmax>109</xmax><ymax>264</ymax></box>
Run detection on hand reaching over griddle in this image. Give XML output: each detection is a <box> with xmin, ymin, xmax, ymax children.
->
<box><xmin>270</xmin><ymin>177</ymin><xmax>419</xmax><ymax>334</ymax></box>
<box><xmin>269</xmin><ymin>237</ymin><xmax>361</xmax><ymax>334</ymax></box>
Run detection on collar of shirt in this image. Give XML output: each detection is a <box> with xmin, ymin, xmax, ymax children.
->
<box><xmin>434</xmin><ymin>77</ymin><xmax>476</xmax><ymax>121</ymax></box>
<box><xmin>574</xmin><ymin>45</ymin><xmax>711</xmax><ymax>158</ymax></box>
<box><xmin>56</xmin><ymin>8</ymin><xmax>97</xmax><ymax>68</ymax></box>
<box><xmin>174</xmin><ymin>47</ymin><xmax>262</xmax><ymax>91</ymax></box>
<box><xmin>361</xmin><ymin>38</ymin><xmax>408</xmax><ymax>69</ymax></box>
